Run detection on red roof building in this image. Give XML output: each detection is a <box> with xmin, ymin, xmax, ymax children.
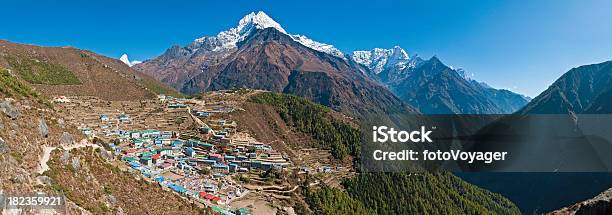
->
<box><xmin>204</xmin><ymin>193</ymin><xmax>215</xmax><ymax>200</ymax></box>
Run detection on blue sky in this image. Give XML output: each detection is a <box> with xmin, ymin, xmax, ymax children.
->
<box><xmin>1</xmin><ymin>0</ymin><xmax>611</xmax><ymax>97</ymax></box>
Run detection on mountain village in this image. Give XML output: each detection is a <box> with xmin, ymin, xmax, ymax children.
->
<box><xmin>50</xmin><ymin>90</ymin><xmax>345</xmax><ymax>215</ymax></box>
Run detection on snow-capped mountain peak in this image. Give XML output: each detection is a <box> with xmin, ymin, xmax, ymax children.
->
<box><xmin>351</xmin><ymin>50</ymin><xmax>373</xmax><ymax>65</ymax></box>
<box><xmin>119</xmin><ymin>54</ymin><xmax>141</xmax><ymax>67</ymax></box>
<box><xmin>351</xmin><ymin>46</ymin><xmax>411</xmax><ymax>74</ymax></box>
<box><xmin>238</xmin><ymin>11</ymin><xmax>286</xmax><ymax>34</ymax></box>
<box><xmin>390</xmin><ymin>46</ymin><xmax>409</xmax><ymax>61</ymax></box>
<box><xmin>387</xmin><ymin>46</ymin><xmax>410</xmax><ymax>70</ymax></box>
<box><xmin>190</xmin><ymin>11</ymin><xmax>344</xmax><ymax>58</ymax></box>
<box><xmin>194</xmin><ymin>11</ymin><xmax>285</xmax><ymax>51</ymax></box>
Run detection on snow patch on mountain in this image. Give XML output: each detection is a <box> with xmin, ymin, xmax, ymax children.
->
<box><xmin>291</xmin><ymin>35</ymin><xmax>344</xmax><ymax>59</ymax></box>
<box><xmin>119</xmin><ymin>54</ymin><xmax>142</xmax><ymax>67</ymax></box>
<box><xmin>454</xmin><ymin>67</ymin><xmax>475</xmax><ymax>81</ymax></box>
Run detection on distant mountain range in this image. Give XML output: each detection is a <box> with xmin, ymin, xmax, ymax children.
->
<box><xmin>133</xmin><ymin>11</ymin><xmax>529</xmax><ymax>115</ymax></box>
<box><xmin>349</xmin><ymin>47</ymin><xmax>530</xmax><ymax>114</ymax></box>
<box><xmin>134</xmin><ymin>11</ymin><xmax>415</xmax><ymax>117</ymax></box>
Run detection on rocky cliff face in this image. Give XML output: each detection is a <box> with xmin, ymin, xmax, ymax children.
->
<box><xmin>549</xmin><ymin>188</ymin><xmax>612</xmax><ymax>215</ymax></box>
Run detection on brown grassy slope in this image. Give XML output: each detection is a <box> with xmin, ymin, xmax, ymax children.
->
<box><xmin>231</xmin><ymin>102</ymin><xmax>317</xmax><ymax>160</ymax></box>
<box><xmin>0</xmin><ymin>100</ymin><xmax>81</xmax><ymax>192</ymax></box>
<box><xmin>0</xmin><ymin>40</ymin><xmax>180</xmax><ymax>100</ymax></box>
<box><xmin>0</xmin><ymin>66</ymin><xmax>193</xmax><ymax>214</ymax></box>
<box><xmin>0</xmin><ymin>68</ymin><xmax>87</xmax><ymax>214</ymax></box>
<box><xmin>230</xmin><ymin>97</ymin><xmax>357</xmax><ymax>167</ymax></box>
<box><xmin>0</xmin><ymin>69</ymin><xmax>79</xmax><ymax>191</ymax></box>
<box><xmin>44</xmin><ymin>147</ymin><xmax>205</xmax><ymax>215</ymax></box>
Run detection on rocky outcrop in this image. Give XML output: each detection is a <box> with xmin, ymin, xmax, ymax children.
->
<box><xmin>0</xmin><ymin>99</ymin><xmax>19</xmax><ymax>119</ymax></box>
<box><xmin>549</xmin><ymin>188</ymin><xmax>612</xmax><ymax>215</ymax></box>
<box><xmin>60</xmin><ymin>132</ymin><xmax>75</xmax><ymax>145</ymax></box>
<box><xmin>0</xmin><ymin>137</ymin><xmax>7</xmax><ymax>154</ymax></box>
<box><xmin>38</xmin><ymin>118</ymin><xmax>49</xmax><ymax>138</ymax></box>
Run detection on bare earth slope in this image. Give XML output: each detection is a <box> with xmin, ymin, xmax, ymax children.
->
<box><xmin>0</xmin><ymin>40</ymin><xmax>179</xmax><ymax>100</ymax></box>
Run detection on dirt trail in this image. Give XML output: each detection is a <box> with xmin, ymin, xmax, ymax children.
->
<box><xmin>187</xmin><ymin>106</ymin><xmax>209</xmax><ymax>129</ymax></box>
<box><xmin>37</xmin><ymin>139</ymin><xmax>100</xmax><ymax>175</ymax></box>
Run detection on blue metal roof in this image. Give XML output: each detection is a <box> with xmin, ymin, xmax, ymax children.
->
<box><xmin>154</xmin><ymin>176</ymin><xmax>165</xmax><ymax>182</ymax></box>
<box><xmin>168</xmin><ymin>183</ymin><xmax>187</xmax><ymax>193</ymax></box>
<box><xmin>129</xmin><ymin>162</ymin><xmax>141</xmax><ymax>168</ymax></box>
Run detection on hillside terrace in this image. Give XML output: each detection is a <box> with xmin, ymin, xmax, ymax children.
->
<box><xmin>53</xmin><ymin>94</ymin><xmax>291</xmax><ymax>213</ymax></box>
<box><xmin>55</xmin><ymin>96</ymin><xmax>193</xmax><ymax>141</ymax></box>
